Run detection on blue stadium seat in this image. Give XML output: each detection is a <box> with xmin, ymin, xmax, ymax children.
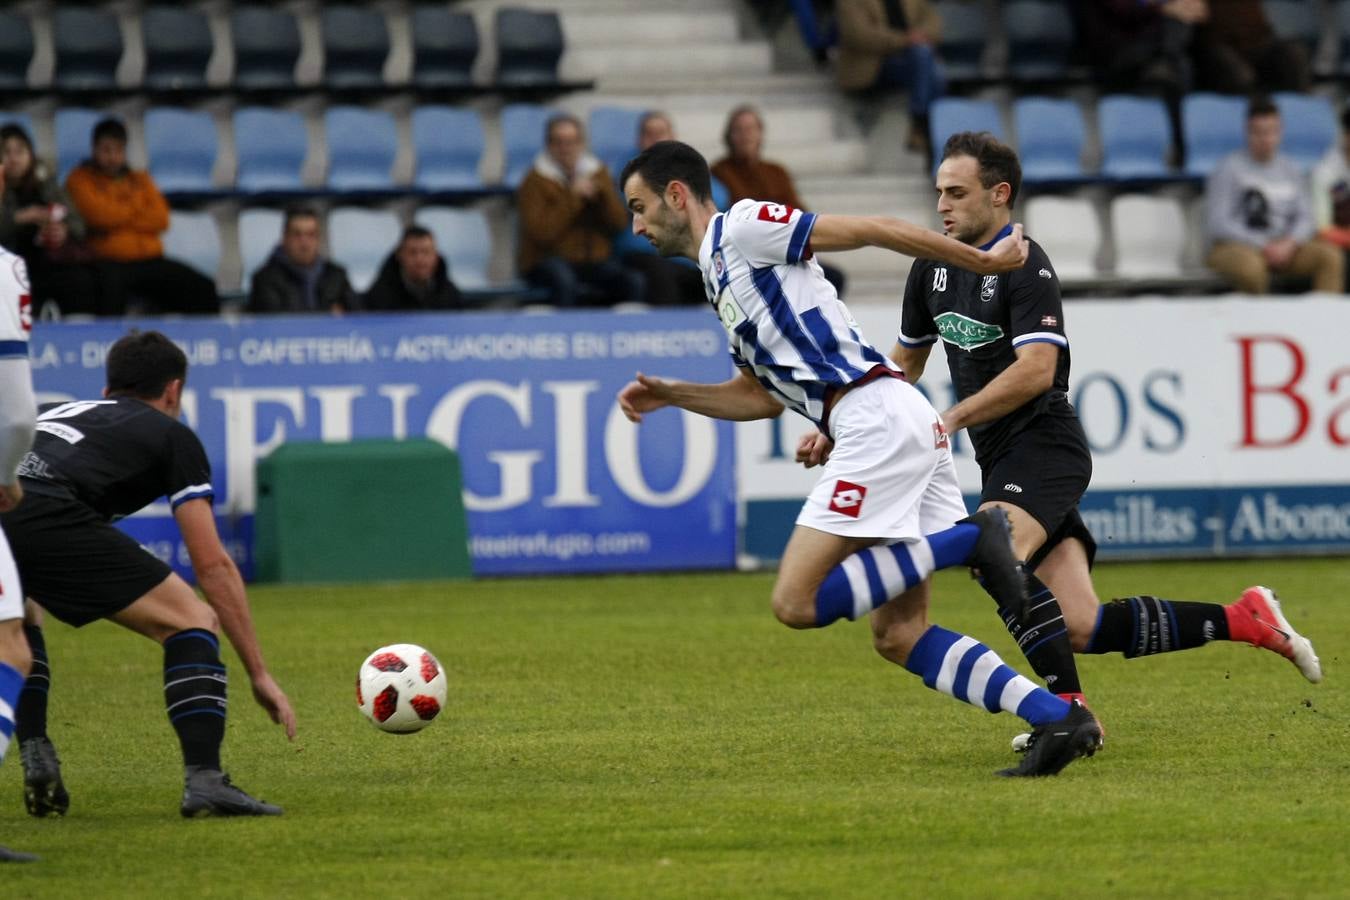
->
<box><xmin>142</xmin><ymin>7</ymin><xmax>213</xmax><ymax>91</ymax></box>
<box><xmin>411</xmin><ymin>7</ymin><xmax>479</xmax><ymax>88</ymax></box>
<box><xmin>412</xmin><ymin>106</ymin><xmax>485</xmax><ymax>192</ymax></box>
<box><xmin>1264</xmin><ymin>0</ymin><xmax>1320</xmax><ymax>63</ymax></box>
<box><xmin>414</xmin><ymin>207</ymin><xmax>494</xmax><ymax>291</ymax></box>
<box><xmin>0</xmin><ymin>11</ymin><xmax>34</xmax><ymax>90</ymax></box>
<box><xmin>1002</xmin><ymin>0</ymin><xmax>1075</xmax><ymax>81</ymax></box>
<box><xmin>1098</xmin><ymin>95</ymin><xmax>1173</xmax><ymax>181</ymax></box>
<box><xmin>495</xmin><ymin>8</ymin><xmax>564</xmax><ymax>86</ymax></box>
<box><xmin>938</xmin><ymin>1</ymin><xmax>987</xmax><ymax>83</ymax></box>
<box><xmin>1182</xmin><ymin>93</ymin><xmax>1247</xmax><ymax>178</ymax></box>
<box><xmin>1014</xmin><ymin>97</ymin><xmax>1086</xmax><ymax>183</ymax></box>
<box><xmin>231</xmin><ymin>7</ymin><xmax>301</xmax><ymax>90</ymax></box>
<box><xmin>237</xmin><ymin>208</ymin><xmax>284</xmax><ymax>293</ymax></box>
<box><xmin>163</xmin><ymin>211</ymin><xmax>221</xmax><ymax>285</ymax></box>
<box><xmin>501</xmin><ymin>103</ymin><xmax>554</xmax><ymax>188</ymax></box>
<box><xmin>322</xmin><ymin>6</ymin><xmax>390</xmax><ymax>90</ymax></box>
<box><xmin>929</xmin><ymin>97</ymin><xmax>1003</xmax><ymax>167</ymax></box>
<box><xmin>1273</xmin><ymin>92</ymin><xmax>1337</xmax><ymax>170</ymax></box>
<box><xmin>52</xmin><ymin>8</ymin><xmax>124</xmax><ymax>91</ymax></box>
<box><xmin>54</xmin><ymin>107</ymin><xmax>102</xmax><ymax>183</ymax></box>
<box><xmin>324</xmin><ymin>106</ymin><xmax>398</xmax><ymax>192</ymax></box>
<box><xmin>233</xmin><ymin>107</ymin><xmax>308</xmax><ymax>193</ymax></box>
<box><xmin>145</xmin><ymin>107</ymin><xmax>218</xmax><ymax>195</ymax></box>
<box><xmin>327</xmin><ymin>207</ymin><xmax>402</xmax><ymax>293</ymax></box>
<box><xmin>587</xmin><ymin>106</ymin><xmax>645</xmax><ymax>179</ymax></box>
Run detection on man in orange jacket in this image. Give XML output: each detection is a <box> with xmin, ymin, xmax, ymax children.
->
<box><xmin>65</xmin><ymin>118</ymin><xmax>218</xmax><ymax>316</ymax></box>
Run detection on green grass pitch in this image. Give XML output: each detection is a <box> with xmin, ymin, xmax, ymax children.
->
<box><xmin>2</xmin><ymin>557</ymin><xmax>1346</xmax><ymax>898</ymax></box>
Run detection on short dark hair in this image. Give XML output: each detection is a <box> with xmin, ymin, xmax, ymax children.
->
<box><xmin>105</xmin><ymin>330</ymin><xmax>188</xmax><ymax>399</ymax></box>
<box><xmin>400</xmin><ymin>224</ymin><xmax>434</xmax><ymax>244</ymax></box>
<box><xmin>0</xmin><ymin>123</ymin><xmax>34</xmax><ymax>153</ymax></box>
<box><xmin>92</xmin><ymin>117</ymin><xmax>128</xmax><ymax>146</ymax></box>
<box><xmin>940</xmin><ymin>131</ymin><xmax>1023</xmax><ymax>208</ymax></box>
<box><xmin>283</xmin><ymin>204</ymin><xmax>320</xmax><ymax>230</ymax></box>
<box><xmin>545</xmin><ymin>113</ymin><xmax>583</xmax><ymax>144</ymax></box>
<box><xmin>1248</xmin><ymin>94</ymin><xmax>1279</xmax><ymax>120</ymax></box>
<box><xmin>619</xmin><ymin>140</ymin><xmax>713</xmax><ymax>204</ymax></box>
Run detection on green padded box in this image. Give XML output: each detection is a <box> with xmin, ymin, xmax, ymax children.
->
<box><xmin>253</xmin><ymin>439</ymin><xmax>472</xmax><ymax>583</ymax></box>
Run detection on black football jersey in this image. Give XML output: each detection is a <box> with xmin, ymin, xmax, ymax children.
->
<box><xmin>17</xmin><ymin>397</ymin><xmax>213</xmax><ymax>521</ymax></box>
<box><xmin>900</xmin><ymin>232</ymin><xmax>1075</xmax><ymax>464</ymax></box>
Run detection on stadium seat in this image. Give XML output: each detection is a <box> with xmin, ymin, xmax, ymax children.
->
<box><xmin>1273</xmin><ymin>92</ymin><xmax>1337</xmax><ymax>171</ymax></box>
<box><xmin>324</xmin><ymin>106</ymin><xmax>399</xmax><ymax>192</ymax></box>
<box><xmin>501</xmin><ymin>103</ymin><xmax>555</xmax><ymax>188</ymax></box>
<box><xmin>1110</xmin><ymin>194</ymin><xmax>1187</xmax><ymax>279</ymax></box>
<box><xmin>321</xmin><ymin>6</ymin><xmax>390</xmax><ymax>90</ymax></box>
<box><xmin>411</xmin><ymin>7</ymin><xmax>479</xmax><ymax>88</ymax></box>
<box><xmin>411</xmin><ymin>106</ymin><xmax>485</xmax><ymax>192</ymax></box>
<box><xmin>163</xmin><ymin>211</ymin><xmax>222</xmax><ymax>285</ymax></box>
<box><xmin>0</xmin><ymin>11</ymin><xmax>35</xmax><ymax>90</ymax></box>
<box><xmin>237</xmin><ymin>208</ymin><xmax>284</xmax><ymax>293</ymax></box>
<box><xmin>414</xmin><ymin>207</ymin><xmax>494</xmax><ymax>291</ymax></box>
<box><xmin>1013</xmin><ymin>97</ymin><xmax>1086</xmax><ymax>183</ymax></box>
<box><xmin>494</xmin><ymin>8</ymin><xmax>565</xmax><ymax>86</ymax></box>
<box><xmin>231</xmin><ymin>7</ymin><xmax>301</xmax><ymax>90</ymax></box>
<box><xmin>587</xmin><ymin>106</ymin><xmax>645</xmax><ymax>179</ymax></box>
<box><xmin>54</xmin><ymin>107</ymin><xmax>102</xmax><ymax>183</ymax></box>
<box><xmin>929</xmin><ymin>97</ymin><xmax>1003</xmax><ymax>167</ymax></box>
<box><xmin>144</xmin><ymin>107</ymin><xmax>218</xmax><ymax>195</ymax></box>
<box><xmin>1182</xmin><ymin>93</ymin><xmax>1247</xmax><ymax>178</ymax></box>
<box><xmin>327</xmin><ymin>207</ymin><xmax>402</xmax><ymax>293</ymax></box>
<box><xmin>937</xmin><ymin>1</ymin><xmax>986</xmax><ymax>83</ymax></box>
<box><xmin>1264</xmin><ymin>0</ymin><xmax>1321</xmax><ymax>64</ymax></box>
<box><xmin>1002</xmin><ymin>0</ymin><xmax>1075</xmax><ymax>81</ymax></box>
<box><xmin>233</xmin><ymin>107</ymin><xmax>308</xmax><ymax>193</ymax></box>
<box><xmin>52</xmin><ymin>8</ymin><xmax>124</xmax><ymax>91</ymax></box>
<box><xmin>1098</xmin><ymin>95</ymin><xmax>1173</xmax><ymax>181</ymax></box>
<box><xmin>142</xmin><ymin>7</ymin><xmax>213</xmax><ymax>91</ymax></box>
<box><xmin>1023</xmin><ymin>195</ymin><xmax>1102</xmax><ymax>280</ymax></box>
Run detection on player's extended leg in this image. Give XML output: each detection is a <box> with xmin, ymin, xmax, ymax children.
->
<box><xmin>111</xmin><ymin>574</ymin><xmax>283</xmax><ymax>818</ymax></box>
<box><xmin>17</xmin><ymin>600</ymin><xmax>67</xmax><ymax>818</ymax></box>
<box><xmin>0</xmin><ymin>528</ymin><xmax>38</xmax><ymax>862</ymax></box>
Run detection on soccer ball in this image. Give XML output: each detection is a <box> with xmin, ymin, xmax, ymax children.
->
<box><xmin>356</xmin><ymin>643</ymin><xmax>448</xmax><ymax>733</ymax></box>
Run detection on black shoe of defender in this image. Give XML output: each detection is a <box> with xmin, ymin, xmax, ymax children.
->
<box><xmin>958</xmin><ymin>508</ymin><xmax>1029</xmax><ymax>622</ymax></box>
<box><xmin>181</xmin><ymin>770</ymin><xmax>283</xmax><ymax>818</ymax></box>
<box><xmin>997</xmin><ymin>701</ymin><xmax>1102</xmax><ymax>778</ymax></box>
<box><xmin>20</xmin><ymin>738</ymin><xmax>69</xmax><ymax>818</ymax></box>
<box><xmin>0</xmin><ymin>843</ymin><xmax>38</xmax><ymax>863</ymax></box>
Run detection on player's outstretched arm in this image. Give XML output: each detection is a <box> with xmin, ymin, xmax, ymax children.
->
<box><xmin>619</xmin><ymin>367</ymin><xmax>784</xmax><ymax>423</ymax></box>
<box><xmin>810</xmin><ymin>216</ymin><xmax>1029</xmax><ymax>274</ymax></box>
<box><xmin>175</xmin><ymin>498</ymin><xmax>297</xmax><ymax>740</ymax></box>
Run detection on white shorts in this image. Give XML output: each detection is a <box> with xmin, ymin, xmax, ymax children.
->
<box><xmin>797</xmin><ymin>377</ymin><xmax>968</xmax><ymax>542</ymax></box>
<box><xmin>0</xmin><ymin>525</ymin><xmax>22</xmax><ymax>621</ymax></box>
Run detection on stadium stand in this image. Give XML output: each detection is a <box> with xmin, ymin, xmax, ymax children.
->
<box><xmin>587</xmin><ymin>106</ymin><xmax>645</xmax><ymax>180</ymax></box>
<box><xmin>501</xmin><ymin>103</ymin><xmax>555</xmax><ymax>189</ymax></box>
<box><xmin>1098</xmin><ymin>95</ymin><xmax>1174</xmax><ymax>182</ymax></box>
<box><xmin>1273</xmin><ymin>92</ymin><xmax>1338</xmax><ymax>170</ymax></box>
<box><xmin>162</xmin><ymin>211</ymin><xmax>223</xmax><ymax>290</ymax></box>
<box><xmin>1002</xmin><ymin>0</ymin><xmax>1077</xmax><ymax>82</ymax></box>
<box><xmin>1264</xmin><ymin>0</ymin><xmax>1322</xmax><ymax>67</ymax></box>
<box><xmin>233</xmin><ymin>107</ymin><xmax>309</xmax><ymax>194</ymax></box>
<box><xmin>411</xmin><ymin>6</ymin><xmax>480</xmax><ymax>89</ymax></box>
<box><xmin>411</xmin><ymin>106</ymin><xmax>488</xmax><ymax>194</ymax></box>
<box><xmin>231</xmin><ymin>7</ymin><xmax>302</xmax><ymax>91</ymax></box>
<box><xmin>328</xmin><ymin>207</ymin><xmax>402</xmax><ymax>293</ymax></box>
<box><xmin>1013</xmin><ymin>96</ymin><xmax>1087</xmax><ymax>184</ymax></box>
<box><xmin>1182</xmin><ymin>93</ymin><xmax>1248</xmax><ymax>179</ymax></box>
<box><xmin>1109</xmin><ymin>193</ymin><xmax>1190</xmax><ymax>280</ymax></box>
<box><xmin>937</xmin><ymin>1</ymin><xmax>990</xmax><ymax>85</ymax></box>
<box><xmin>52</xmin><ymin>7</ymin><xmax>124</xmax><ymax>91</ymax></box>
<box><xmin>141</xmin><ymin>6</ymin><xmax>214</xmax><ymax>92</ymax></box>
<box><xmin>321</xmin><ymin>6</ymin><xmax>391</xmax><ymax>90</ymax></box>
<box><xmin>54</xmin><ymin>107</ymin><xmax>102</xmax><ymax>183</ymax></box>
<box><xmin>1023</xmin><ymin>195</ymin><xmax>1102</xmax><ymax>280</ymax></box>
<box><xmin>929</xmin><ymin>97</ymin><xmax>1004</xmax><ymax>162</ymax></box>
<box><xmin>145</xmin><ymin>107</ymin><xmax>219</xmax><ymax>197</ymax></box>
<box><xmin>494</xmin><ymin>8</ymin><xmax>566</xmax><ymax>87</ymax></box>
<box><xmin>414</xmin><ymin>206</ymin><xmax>549</xmax><ymax>304</ymax></box>
<box><xmin>0</xmin><ymin>10</ymin><xmax>35</xmax><ymax>91</ymax></box>
<box><xmin>324</xmin><ymin>106</ymin><xmax>399</xmax><ymax>193</ymax></box>
<box><xmin>237</xmin><ymin>208</ymin><xmax>285</xmax><ymax>294</ymax></box>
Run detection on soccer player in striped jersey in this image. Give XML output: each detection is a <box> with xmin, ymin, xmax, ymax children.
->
<box><xmin>2</xmin><ymin>330</ymin><xmax>296</xmax><ymax>818</ymax></box>
<box><xmin>617</xmin><ymin>140</ymin><xmax>1102</xmax><ymax>777</ymax></box>
<box><xmin>0</xmin><ymin>157</ymin><xmax>40</xmax><ymax>861</ymax></box>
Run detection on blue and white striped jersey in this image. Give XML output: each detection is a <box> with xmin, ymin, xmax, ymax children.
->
<box><xmin>698</xmin><ymin>199</ymin><xmax>898</xmax><ymax>428</ymax></box>
<box><xmin>0</xmin><ymin>246</ymin><xmax>30</xmax><ymax>361</ymax></box>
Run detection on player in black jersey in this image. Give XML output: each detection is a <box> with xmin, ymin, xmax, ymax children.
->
<box><xmin>1</xmin><ymin>330</ymin><xmax>296</xmax><ymax>818</ymax></box>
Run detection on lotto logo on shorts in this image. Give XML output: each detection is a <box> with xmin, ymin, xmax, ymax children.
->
<box><xmin>829</xmin><ymin>480</ymin><xmax>867</xmax><ymax>518</ymax></box>
<box><xmin>757</xmin><ymin>202</ymin><xmax>794</xmax><ymax>223</ymax></box>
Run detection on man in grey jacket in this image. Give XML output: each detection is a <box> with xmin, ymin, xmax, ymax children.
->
<box><xmin>247</xmin><ymin>206</ymin><xmax>357</xmax><ymax>315</ymax></box>
<box><xmin>1205</xmin><ymin>95</ymin><xmax>1342</xmax><ymax>294</ymax></box>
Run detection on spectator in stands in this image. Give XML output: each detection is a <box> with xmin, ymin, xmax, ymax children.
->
<box><xmin>711</xmin><ymin>105</ymin><xmax>847</xmax><ymax>298</ymax></box>
<box><xmin>0</xmin><ymin>123</ymin><xmax>101</xmax><ymax>318</ymax></box>
<box><xmin>1205</xmin><ymin>96</ymin><xmax>1341</xmax><ymax>294</ymax></box>
<box><xmin>1075</xmin><ymin>0</ymin><xmax>1203</xmax><ymax>96</ymax></box>
<box><xmin>834</xmin><ymin>0</ymin><xmax>945</xmax><ymax>158</ymax></box>
<box><xmin>64</xmin><ymin>118</ymin><xmax>219</xmax><ymax>315</ymax></box>
<box><xmin>248</xmin><ymin>205</ymin><xmax>357</xmax><ymax>315</ymax></box>
<box><xmin>517</xmin><ymin>113</ymin><xmax>644</xmax><ymax>307</ymax></box>
<box><xmin>1191</xmin><ymin>0</ymin><xmax>1309</xmax><ymax>94</ymax></box>
<box><xmin>1311</xmin><ymin>105</ymin><xmax>1350</xmax><ymax>291</ymax></box>
<box><xmin>364</xmin><ymin>225</ymin><xmax>466</xmax><ymax>311</ymax></box>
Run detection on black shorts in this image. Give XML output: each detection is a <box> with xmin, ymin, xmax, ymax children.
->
<box><xmin>978</xmin><ymin>415</ymin><xmax>1097</xmax><ymax>571</ymax></box>
<box><xmin>0</xmin><ymin>492</ymin><xmax>172</xmax><ymax>627</ymax></box>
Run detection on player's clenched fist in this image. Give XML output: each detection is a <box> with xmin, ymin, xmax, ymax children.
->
<box><xmin>617</xmin><ymin>372</ymin><xmax>673</xmax><ymax>423</ymax></box>
<box><xmin>795</xmin><ymin>431</ymin><xmax>833</xmax><ymax>468</ymax></box>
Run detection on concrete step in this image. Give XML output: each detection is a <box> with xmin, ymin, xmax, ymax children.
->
<box><xmin>561</xmin><ymin>10</ymin><xmax>742</xmax><ymax>46</ymax></box>
<box><xmin>562</xmin><ymin>42</ymin><xmax>773</xmax><ymax>80</ymax></box>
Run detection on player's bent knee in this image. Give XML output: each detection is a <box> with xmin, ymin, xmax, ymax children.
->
<box><xmin>0</xmin><ymin>620</ymin><xmax>34</xmax><ymax>676</ymax></box>
<box><xmin>769</xmin><ymin>587</ymin><xmax>816</xmax><ymax>629</ymax></box>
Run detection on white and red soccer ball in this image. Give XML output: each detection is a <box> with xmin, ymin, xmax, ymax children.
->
<box><xmin>356</xmin><ymin>644</ymin><xmax>448</xmax><ymax>733</ymax></box>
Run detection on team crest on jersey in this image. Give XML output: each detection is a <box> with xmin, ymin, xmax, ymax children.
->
<box><xmin>932</xmin><ymin>267</ymin><xmax>947</xmax><ymax>292</ymax></box>
<box><xmin>934</xmin><ymin>311</ymin><xmax>1004</xmax><ymax>350</ymax></box>
<box><xmin>757</xmin><ymin>202</ymin><xmax>794</xmax><ymax>223</ymax></box>
<box><xmin>711</xmin><ymin>250</ymin><xmax>725</xmax><ymax>280</ymax></box>
<box><xmin>829</xmin><ymin>480</ymin><xmax>867</xmax><ymax>518</ymax></box>
<box><xmin>980</xmin><ymin>274</ymin><xmax>998</xmax><ymax>302</ymax></box>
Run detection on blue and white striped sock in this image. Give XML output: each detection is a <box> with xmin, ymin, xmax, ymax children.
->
<box><xmin>0</xmin><ymin>661</ymin><xmax>23</xmax><ymax>764</ymax></box>
<box><xmin>904</xmin><ymin>625</ymin><xmax>1071</xmax><ymax>726</ymax></box>
<box><xmin>813</xmin><ymin>522</ymin><xmax>981</xmax><ymax>626</ymax></box>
